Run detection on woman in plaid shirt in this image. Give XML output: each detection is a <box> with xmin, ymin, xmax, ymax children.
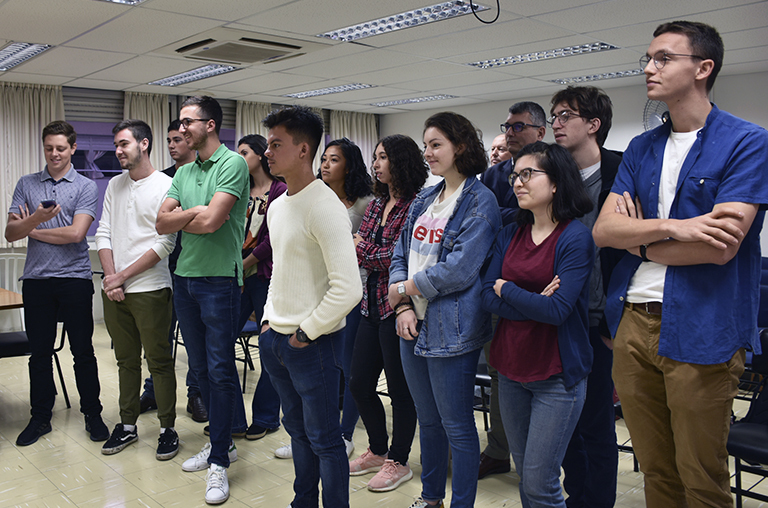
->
<box><xmin>348</xmin><ymin>134</ymin><xmax>429</xmax><ymax>492</ymax></box>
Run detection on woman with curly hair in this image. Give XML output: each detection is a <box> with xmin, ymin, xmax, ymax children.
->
<box><xmin>347</xmin><ymin>135</ymin><xmax>429</xmax><ymax>492</ymax></box>
<box><xmin>388</xmin><ymin>112</ymin><xmax>501</xmax><ymax>508</ymax></box>
<box><xmin>317</xmin><ymin>138</ymin><xmax>373</xmax><ymax>454</ymax></box>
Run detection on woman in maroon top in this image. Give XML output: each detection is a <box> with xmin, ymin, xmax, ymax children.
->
<box><xmin>481</xmin><ymin>142</ymin><xmax>595</xmax><ymax>508</ymax></box>
<box><xmin>347</xmin><ymin>134</ymin><xmax>429</xmax><ymax>492</ymax></box>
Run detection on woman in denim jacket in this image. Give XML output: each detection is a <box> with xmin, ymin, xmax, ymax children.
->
<box><xmin>388</xmin><ymin>112</ymin><xmax>501</xmax><ymax>508</ymax></box>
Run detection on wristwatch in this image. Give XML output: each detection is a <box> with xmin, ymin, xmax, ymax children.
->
<box><xmin>397</xmin><ymin>282</ymin><xmax>407</xmax><ymax>297</ymax></box>
<box><xmin>295</xmin><ymin>327</ymin><xmax>311</xmax><ymax>343</ymax></box>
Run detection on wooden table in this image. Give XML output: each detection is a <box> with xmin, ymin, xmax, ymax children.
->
<box><xmin>0</xmin><ymin>287</ymin><xmax>23</xmax><ymax>310</ymax></box>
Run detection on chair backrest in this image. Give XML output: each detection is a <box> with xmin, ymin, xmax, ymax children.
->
<box><xmin>742</xmin><ymin>376</ymin><xmax>768</xmax><ymax>426</ymax></box>
<box><xmin>0</xmin><ymin>253</ymin><xmax>27</xmax><ymax>331</ymax></box>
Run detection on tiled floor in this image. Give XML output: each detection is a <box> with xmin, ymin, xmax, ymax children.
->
<box><xmin>0</xmin><ymin>323</ymin><xmax>764</xmax><ymax>507</ymax></box>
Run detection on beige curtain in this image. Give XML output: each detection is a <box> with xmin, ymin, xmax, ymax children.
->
<box><xmin>312</xmin><ymin>107</ymin><xmax>326</xmax><ymax>172</ymax></box>
<box><xmin>329</xmin><ymin>110</ymin><xmax>378</xmax><ymax>172</ymax></box>
<box><xmin>235</xmin><ymin>100</ymin><xmax>271</xmax><ymax>142</ymax></box>
<box><xmin>0</xmin><ymin>82</ymin><xmax>65</xmax><ymax>248</ymax></box>
<box><xmin>124</xmin><ymin>92</ymin><xmax>171</xmax><ymax>171</ymax></box>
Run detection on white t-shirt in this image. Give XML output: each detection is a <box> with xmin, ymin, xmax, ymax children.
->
<box><xmin>408</xmin><ymin>179</ymin><xmax>466</xmax><ymax>319</ymax></box>
<box><xmin>627</xmin><ymin>129</ymin><xmax>700</xmax><ymax>303</ymax></box>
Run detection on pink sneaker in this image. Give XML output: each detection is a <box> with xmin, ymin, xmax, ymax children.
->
<box><xmin>367</xmin><ymin>459</ymin><xmax>413</xmax><ymax>492</ymax></box>
<box><xmin>349</xmin><ymin>448</ymin><xmax>387</xmax><ymax>476</ymax></box>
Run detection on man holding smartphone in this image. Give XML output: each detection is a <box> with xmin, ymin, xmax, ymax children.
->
<box><xmin>5</xmin><ymin>120</ymin><xmax>109</xmax><ymax>446</ymax></box>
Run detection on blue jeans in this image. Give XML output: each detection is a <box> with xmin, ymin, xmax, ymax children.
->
<box><xmin>340</xmin><ymin>301</ymin><xmax>362</xmax><ymax>440</ymax></box>
<box><xmin>174</xmin><ymin>275</ymin><xmax>240</xmax><ymax>467</ymax></box>
<box><xmin>499</xmin><ymin>373</ymin><xmax>587</xmax><ymax>508</ymax></box>
<box><xmin>561</xmin><ymin>327</ymin><xmax>617</xmax><ymax>508</ymax></box>
<box><xmin>400</xmin><ymin>338</ymin><xmax>482</xmax><ymax>508</ymax></box>
<box><xmin>259</xmin><ymin>328</ymin><xmax>348</xmax><ymax>508</ymax></box>
<box><xmin>238</xmin><ymin>276</ymin><xmax>280</xmax><ymax>429</ymax></box>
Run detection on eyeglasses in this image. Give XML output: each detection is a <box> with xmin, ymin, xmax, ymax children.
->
<box><xmin>547</xmin><ymin>110</ymin><xmax>584</xmax><ymax>127</ymax></box>
<box><xmin>500</xmin><ymin>122</ymin><xmax>543</xmax><ymax>134</ymax></box>
<box><xmin>508</xmin><ymin>168</ymin><xmax>548</xmax><ymax>186</ymax></box>
<box><xmin>179</xmin><ymin>118</ymin><xmax>211</xmax><ymax>128</ymax></box>
<box><xmin>639</xmin><ymin>51</ymin><xmax>704</xmax><ymax>70</ymax></box>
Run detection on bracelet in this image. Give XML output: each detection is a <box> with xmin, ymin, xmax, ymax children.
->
<box><xmin>395</xmin><ymin>305</ymin><xmax>413</xmax><ymax>316</ymax></box>
<box><xmin>394</xmin><ymin>300</ymin><xmax>412</xmax><ymax>311</ymax></box>
<box><xmin>640</xmin><ymin>243</ymin><xmax>650</xmax><ymax>262</ymax></box>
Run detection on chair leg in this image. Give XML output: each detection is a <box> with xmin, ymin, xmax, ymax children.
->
<box><xmin>53</xmin><ymin>351</ymin><xmax>71</xmax><ymax>409</ymax></box>
<box><xmin>734</xmin><ymin>457</ymin><xmax>743</xmax><ymax>508</ymax></box>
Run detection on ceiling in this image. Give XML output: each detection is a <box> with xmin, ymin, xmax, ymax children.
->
<box><xmin>1</xmin><ymin>0</ymin><xmax>767</xmax><ymax>114</ymax></box>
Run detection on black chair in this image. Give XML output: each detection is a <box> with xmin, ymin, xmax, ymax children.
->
<box><xmin>474</xmin><ymin>373</ymin><xmax>491</xmax><ymax>431</ymax></box>
<box><xmin>236</xmin><ymin>321</ymin><xmax>260</xmax><ymax>393</ymax></box>
<box><xmin>728</xmin><ymin>330</ymin><xmax>768</xmax><ymax>508</ymax></box>
<box><xmin>0</xmin><ymin>324</ymin><xmax>71</xmax><ymax>409</ymax></box>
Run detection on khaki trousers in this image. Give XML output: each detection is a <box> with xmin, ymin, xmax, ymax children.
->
<box><xmin>613</xmin><ymin>304</ymin><xmax>744</xmax><ymax>508</ymax></box>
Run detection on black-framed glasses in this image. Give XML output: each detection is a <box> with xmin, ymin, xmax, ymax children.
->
<box><xmin>509</xmin><ymin>168</ymin><xmax>548</xmax><ymax>186</ymax></box>
<box><xmin>500</xmin><ymin>122</ymin><xmax>542</xmax><ymax>134</ymax></box>
<box><xmin>639</xmin><ymin>51</ymin><xmax>705</xmax><ymax>70</ymax></box>
<box><xmin>547</xmin><ymin>110</ymin><xmax>584</xmax><ymax>127</ymax></box>
<box><xmin>179</xmin><ymin>118</ymin><xmax>211</xmax><ymax>128</ymax></box>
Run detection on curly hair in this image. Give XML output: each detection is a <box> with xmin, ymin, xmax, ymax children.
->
<box><xmin>238</xmin><ymin>134</ymin><xmax>276</xmax><ymax>185</ymax></box>
<box><xmin>317</xmin><ymin>138</ymin><xmax>372</xmax><ymax>201</ymax></box>
<box><xmin>514</xmin><ymin>141</ymin><xmax>593</xmax><ymax>226</ymax></box>
<box><xmin>373</xmin><ymin>135</ymin><xmax>429</xmax><ymax>199</ymax></box>
<box><xmin>423</xmin><ymin>112</ymin><xmax>488</xmax><ymax>177</ymax></box>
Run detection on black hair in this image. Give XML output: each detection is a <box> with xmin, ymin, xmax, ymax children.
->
<box><xmin>42</xmin><ymin>120</ymin><xmax>76</xmax><ymax>147</ymax></box>
<box><xmin>423</xmin><ymin>112</ymin><xmax>488</xmax><ymax>177</ymax></box>
<box><xmin>509</xmin><ymin>101</ymin><xmax>546</xmax><ymax>127</ymax></box>
<box><xmin>318</xmin><ymin>138</ymin><xmax>372</xmax><ymax>201</ymax></box>
<box><xmin>653</xmin><ymin>20</ymin><xmax>723</xmax><ymax>92</ymax></box>
<box><xmin>237</xmin><ymin>134</ymin><xmax>275</xmax><ymax>185</ymax></box>
<box><xmin>181</xmin><ymin>95</ymin><xmax>223</xmax><ymax>135</ymax></box>
<box><xmin>112</xmin><ymin>119</ymin><xmax>153</xmax><ymax>156</ymax></box>
<box><xmin>168</xmin><ymin>119</ymin><xmax>182</xmax><ymax>132</ymax></box>
<box><xmin>514</xmin><ymin>141</ymin><xmax>593</xmax><ymax>226</ymax></box>
<box><xmin>550</xmin><ymin>86</ymin><xmax>613</xmax><ymax>147</ymax></box>
<box><xmin>373</xmin><ymin>134</ymin><xmax>429</xmax><ymax>199</ymax></box>
<box><xmin>262</xmin><ymin>105</ymin><xmax>324</xmax><ymax>159</ymax></box>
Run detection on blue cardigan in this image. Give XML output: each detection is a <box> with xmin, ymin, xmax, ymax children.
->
<box><xmin>480</xmin><ymin>219</ymin><xmax>595</xmax><ymax>388</ymax></box>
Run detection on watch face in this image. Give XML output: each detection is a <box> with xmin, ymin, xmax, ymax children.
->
<box><xmin>398</xmin><ymin>283</ymin><xmax>406</xmax><ymax>295</ymax></box>
<box><xmin>296</xmin><ymin>329</ymin><xmax>310</xmax><ymax>343</ymax></box>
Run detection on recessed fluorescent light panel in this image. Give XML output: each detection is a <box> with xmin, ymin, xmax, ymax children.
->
<box><xmin>549</xmin><ymin>68</ymin><xmax>644</xmax><ymax>85</ymax></box>
<box><xmin>148</xmin><ymin>64</ymin><xmax>240</xmax><ymax>86</ymax></box>
<box><xmin>283</xmin><ymin>83</ymin><xmax>374</xmax><ymax>99</ymax></box>
<box><xmin>94</xmin><ymin>0</ymin><xmax>148</xmax><ymax>5</ymax></box>
<box><xmin>468</xmin><ymin>42</ymin><xmax>619</xmax><ymax>69</ymax></box>
<box><xmin>371</xmin><ymin>95</ymin><xmax>457</xmax><ymax>107</ymax></box>
<box><xmin>318</xmin><ymin>1</ymin><xmax>489</xmax><ymax>42</ymax></box>
<box><xmin>0</xmin><ymin>42</ymin><xmax>53</xmax><ymax>71</ymax></box>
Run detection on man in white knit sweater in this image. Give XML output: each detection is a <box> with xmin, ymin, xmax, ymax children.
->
<box><xmin>96</xmin><ymin>120</ymin><xmax>178</xmax><ymax>460</ymax></box>
<box><xmin>260</xmin><ymin>106</ymin><xmax>362</xmax><ymax>508</ymax></box>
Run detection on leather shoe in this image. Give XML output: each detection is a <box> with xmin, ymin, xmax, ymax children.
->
<box><xmin>478</xmin><ymin>452</ymin><xmax>511</xmax><ymax>479</ymax></box>
<box><xmin>187</xmin><ymin>394</ymin><xmax>208</xmax><ymax>423</ymax></box>
<box><xmin>139</xmin><ymin>393</ymin><xmax>157</xmax><ymax>414</ymax></box>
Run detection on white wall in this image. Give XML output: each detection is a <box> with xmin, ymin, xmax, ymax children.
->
<box><xmin>380</xmin><ymin>71</ymin><xmax>768</xmax><ymax>250</ymax></box>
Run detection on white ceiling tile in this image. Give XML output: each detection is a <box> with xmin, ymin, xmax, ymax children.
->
<box><xmin>0</xmin><ymin>71</ymin><xmax>72</xmax><ymax>85</ymax></box>
<box><xmin>87</xmin><ymin>56</ymin><xmax>198</xmax><ymax>83</ymax></box>
<box><xmin>141</xmin><ymin>0</ymin><xmax>289</xmax><ymax>22</ymax></box>
<box><xmin>12</xmin><ymin>47</ymin><xmax>134</xmax><ymax>78</ymax></box>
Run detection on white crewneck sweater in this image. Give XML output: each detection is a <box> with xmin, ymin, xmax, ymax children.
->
<box><xmin>263</xmin><ymin>180</ymin><xmax>363</xmax><ymax>339</ymax></box>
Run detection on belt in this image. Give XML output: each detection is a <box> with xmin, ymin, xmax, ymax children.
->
<box><xmin>625</xmin><ymin>301</ymin><xmax>662</xmax><ymax>316</ymax></box>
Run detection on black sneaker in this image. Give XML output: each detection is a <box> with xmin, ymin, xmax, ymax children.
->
<box><xmin>140</xmin><ymin>393</ymin><xmax>157</xmax><ymax>414</ymax></box>
<box><xmin>85</xmin><ymin>414</ymin><xmax>110</xmax><ymax>442</ymax></box>
<box><xmin>156</xmin><ymin>428</ymin><xmax>179</xmax><ymax>461</ymax></box>
<box><xmin>16</xmin><ymin>419</ymin><xmax>52</xmax><ymax>446</ymax></box>
<box><xmin>101</xmin><ymin>424</ymin><xmax>138</xmax><ymax>455</ymax></box>
<box><xmin>204</xmin><ymin>425</ymin><xmax>246</xmax><ymax>438</ymax></box>
<box><xmin>245</xmin><ymin>423</ymin><xmax>279</xmax><ymax>441</ymax></box>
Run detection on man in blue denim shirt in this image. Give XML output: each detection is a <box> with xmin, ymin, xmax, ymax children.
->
<box><xmin>593</xmin><ymin>21</ymin><xmax>768</xmax><ymax>508</ymax></box>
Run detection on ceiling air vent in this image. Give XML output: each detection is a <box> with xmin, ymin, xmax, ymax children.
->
<box><xmin>155</xmin><ymin>28</ymin><xmax>330</xmax><ymax>66</ymax></box>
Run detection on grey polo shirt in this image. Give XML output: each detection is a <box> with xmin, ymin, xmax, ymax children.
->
<box><xmin>9</xmin><ymin>165</ymin><xmax>97</xmax><ymax>280</ymax></box>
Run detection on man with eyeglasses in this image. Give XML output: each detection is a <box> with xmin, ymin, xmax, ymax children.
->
<box><xmin>480</xmin><ymin>101</ymin><xmax>546</xmax><ymax>227</ymax></box>
<box><xmin>593</xmin><ymin>21</ymin><xmax>768</xmax><ymax>508</ymax></box>
<box><xmin>156</xmin><ymin>96</ymin><xmax>250</xmax><ymax>504</ymax></box>
<box><xmin>548</xmin><ymin>86</ymin><xmax>622</xmax><ymax>508</ymax></box>
<box><xmin>476</xmin><ymin>101</ymin><xmax>546</xmax><ymax>481</ymax></box>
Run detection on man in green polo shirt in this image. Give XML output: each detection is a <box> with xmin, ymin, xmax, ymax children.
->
<box><xmin>156</xmin><ymin>96</ymin><xmax>249</xmax><ymax>505</ymax></box>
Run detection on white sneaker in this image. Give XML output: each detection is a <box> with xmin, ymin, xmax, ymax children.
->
<box><xmin>205</xmin><ymin>464</ymin><xmax>229</xmax><ymax>504</ymax></box>
<box><xmin>275</xmin><ymin>443</ymin><xmax>292</xmax><ymax>459</ymax></box>
<box><xmin>344</xmin><ymin>437</ymin><xmax>355</xmax><ymax>458</ymax></box>
<box><xmin>182</xmin><ymin>442</ymin><xmax>237</xmax><ymax>472</ymax></box>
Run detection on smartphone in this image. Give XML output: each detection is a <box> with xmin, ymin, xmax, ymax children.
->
<box><xmin>41</xmin><ymin>200</ymin><xmax>56</xmax><ymax>208</ymax></box>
